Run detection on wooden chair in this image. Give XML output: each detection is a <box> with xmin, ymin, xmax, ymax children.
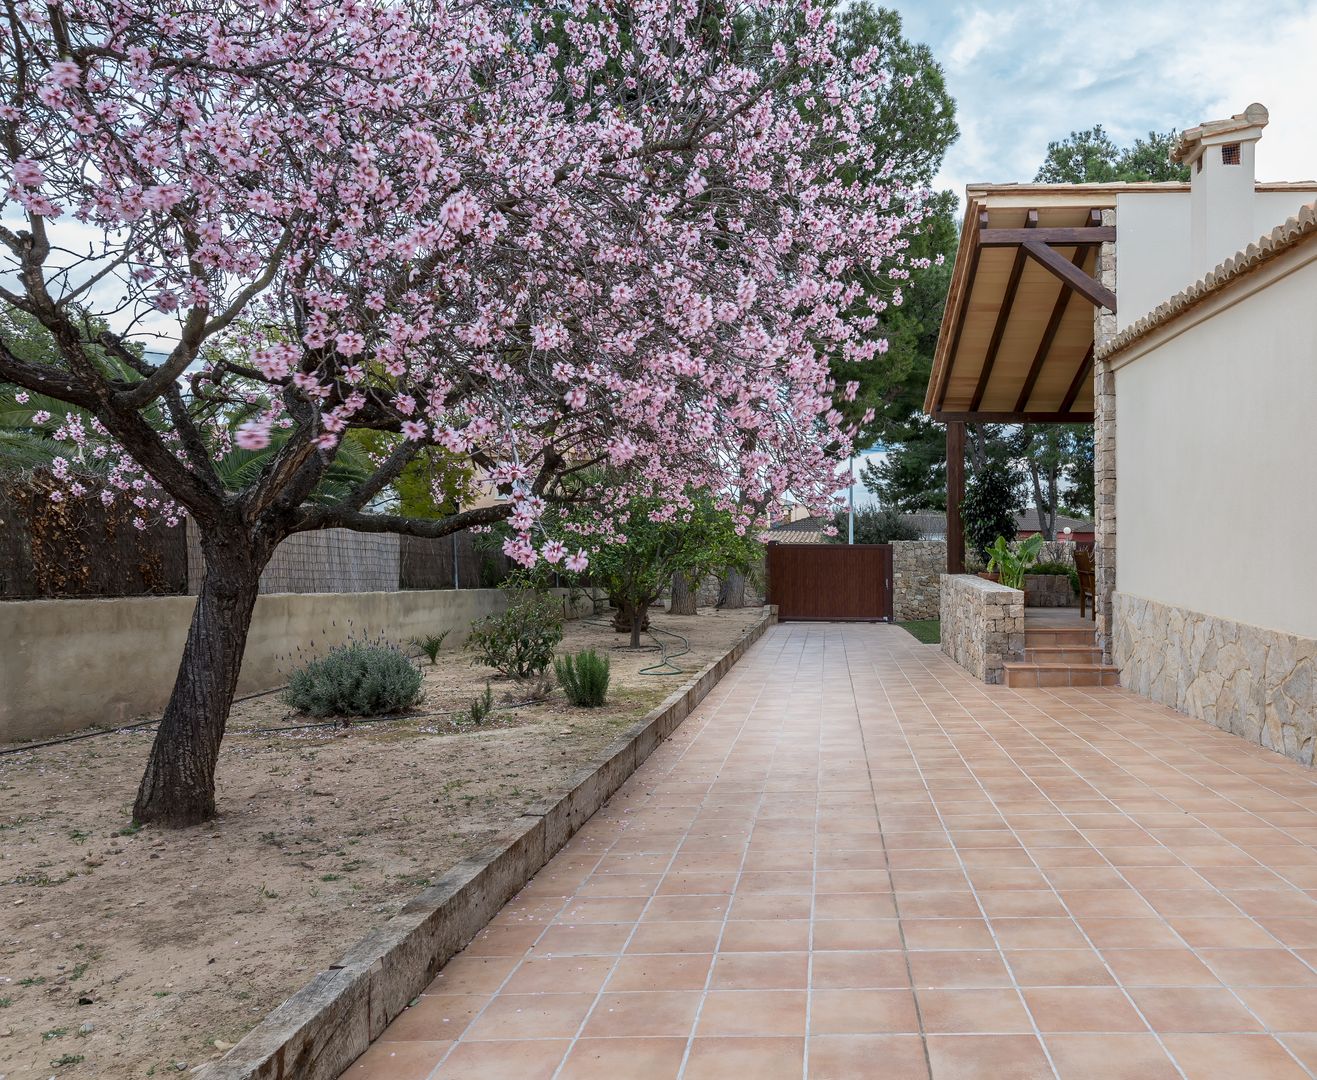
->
<box><xmin>1074</xmin><ymin>548</ymin><xmax>1097</xmax><ymax>619</ymax></box>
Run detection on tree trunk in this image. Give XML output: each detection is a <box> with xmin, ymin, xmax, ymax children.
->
<box><xmin>133</xmin><ymin>538</ymin><xmax>264</xmax><ymax>827</ymax></box>
<box><xmin>611</xmin><ymin>598</ymin><xmax>650</xmax><ymax>645</ymax></box>
<box><xmin>717</xmin><ymin>568</ymin><xmax>747</xmax><ymax>609</ymax></box>
<box><xmin>668</xmin><ymin>572</ymin><xmax>698</xmax><ymax>615</ymax></box>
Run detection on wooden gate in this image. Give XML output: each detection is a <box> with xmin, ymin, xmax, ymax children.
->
<box><xmin>766</xmin><ymin>542</ymin><xmax>893</xmax><ymax>621</ymax></box>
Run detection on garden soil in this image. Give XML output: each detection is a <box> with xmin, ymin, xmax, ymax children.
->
<box><xmin>0</xmin><ymin>606</ymin><xmax>766</xmax><ymax>1079</ymax></box>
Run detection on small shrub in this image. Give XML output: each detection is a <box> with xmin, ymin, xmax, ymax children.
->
<box><xmin>555</xmin><ymin>649</ymin><xmax>611</xmax><ymax>707</ymax></box>
<box><xmin>412</xmin><ymin>630</ymin><xmax>450</xmax><ymax>665</ymax></box>
<box><xmin>463</xmin><ymin>682</ymin><xmax>495</xmax><ymax>726</ymax></box>
<box><xmin>465</xmin><ymin>590</ymin><xmax>564</xmax><ymax>677</ymax></box>
<box><xmin>284</xmin><ymin>642</ymin><xmax>423</xmax><ymax>718</ymax></box>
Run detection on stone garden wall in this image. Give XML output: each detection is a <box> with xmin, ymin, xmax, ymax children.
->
<box><xmin>1114</xmin><ymin>593</ymin><xmax>1317</xmax><ymax>766</ymax></box>
<box><xmin>1024</xmin><ymin>574</ymin><xmax>1075</xmax><ymax>607</ymax></box>
<box><xmin>940</xmin><ymin>574</ymin><xmax>1025</xmax><ymax>684</ymax></box>
<box><xmin>892</xmin><ymin>540</ymin><xmax>946</xmax><ymax>621</ymax></box>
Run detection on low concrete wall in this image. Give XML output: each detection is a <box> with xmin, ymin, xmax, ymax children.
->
<box><xmin>940</xmin><ymin>574</ymin><xmax>1025</xmax><ymax>684</ymax></box>
<box><xmin>0</xmin><ymin>589</ymin><xmax>588</xmax><ymax>743</ymax></box>
<box><xmin>1115</xmin><ymin>592</ymin><xmax>1317</xmax><ymax>765</ymax></box>
<box><xmin>892</xmin><ymin>540</ymin><xmax>945</xmax><ymax>621</ymax></box>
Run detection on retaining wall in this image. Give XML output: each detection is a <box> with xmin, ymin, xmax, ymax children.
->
<box><xmin>940</xmin><ymin>574</ymin><xmax>1025</xmax><ymax>684</ymax></box>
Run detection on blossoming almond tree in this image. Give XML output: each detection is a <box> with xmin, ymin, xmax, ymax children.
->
<box><xmin>1</xmin><ymin>0</ymin><xmax>927</xmax><ymax>826</ymax></box>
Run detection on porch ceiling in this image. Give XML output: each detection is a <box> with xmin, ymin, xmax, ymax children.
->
<box><xmin>924</xmin><ymin>194</ymin><xmax>1118</xmax><ymax>424</ymax></box>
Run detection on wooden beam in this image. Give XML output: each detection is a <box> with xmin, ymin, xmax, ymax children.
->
<box><xmin>1013</xmin><ymin>248</ymin><xmax>1086</xmax><ymax>412</ymax></box>
<box><xmin>1023</xmin><ymin>239</ymin><xmax>1117</xmax><ymax>311</ymax></box>
<box><xmin>980</xmin><ymin>226</ymin><xmax>1115</xmax><ymax>246</ymax></box>
<box><xmin>933</xmin><ymin>409</ymin><xmax>1095</xmax><ymax>424</ymax></box>
<box><xmin>968</xmin><ymin>211</ymin><xmax>1035</xmax><ymax>411</ymax></box>
<box><xmin>946</xmin><ymin>421</ymin><xmax>965</xmax><ymax>574</ymax></box>
<box><xmin>1060</xmin><ymin>344</ymin><xmax>1095</xmax><ymax>413</ymax></box>
<box><xmin>930</xmin><ymin>211</ymin><xmax>987</xmax><ymax>410</ymax></box>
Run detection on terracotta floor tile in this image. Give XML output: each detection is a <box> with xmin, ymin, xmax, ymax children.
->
<box><xmin>925</xmin><ymin>1034</ymin><xmax>1053</xmax><ymax>1079</ymax></box>
<box><xmin>809</xmin><ymin>988</ymin><xmax>921</xmax><ymax>1034</ymax></box>
<box><xmin>1128</xmin><ymin>987</ymin><xmax>1264</xmax><ymax>1032</ymax></box>
<box><xmin>531</xmin><ymin>923</ymin><xmax>632</xmax><ymax>956</ymax></box>
<box><xmin>1100</xmin><ymin>948</ymin><xmax>1220</xmax><ymax>986</ymax></box>
<box><xmin>908</xmin><ymin>950</ymin><xmax>1013</xmax><ymax>988</ymax></box>
<box><xmin>810</xmin><ymin>949</ymin><xmax>912</xmax><ymax>989</ymax></box>
<box><xmin>579</xmin><ymin>990</ymin><xmax>701</xmax><ymax>1037</ymax></box>
<box><xmin>1022</xmin><ymin>987</ymin><xmax>1147</xmax><ymax>1032</ymax></box>
<box><xmin>624</xmin><ymin>920</ymin><xmax>723</xmax><ymax>955</ymax></box>
<box><xmin>808</xmin><ymin>1034</ymin><xmax>930</xmax><ymax>1079</ymax></box>
<box><xmin>711</xmin><ymin>950</ymin><xmax>810</xmax><ymax>989</ymax></box>
<box><xmin>378</xmin><ymin>994</ymin><xmax>487</xmax><ymax>1041</ymax></box>
<box><xmin>697</xmin><ymin>990</ymin><xmax>809</xmax><ymax>1036</ymax></box>
<box><xmin>978</xmin><ymin>890</ymin><xmax>1070</xmax><ymax>918</ymax></box>
<box><xmin>813</xmin><ymin>919</ymin><xmax>905</xmax><ymax>951</ymax></box>
<box><xmin>605</xmin><ymin>953</ymin><xmax>713</xmax><ymax>991</ymax></box>
<box><xmin>1006</xmin><ymin>949</ymin><xmax>1115</xmax><ymax>987</ymax></box>
<box><xmin>424</xmin><ymin>955</ymin><xmax>518</xmax><ymax>995</ymax></box>
<box><xmin>461</xmin><ymin>992</ymin><xmax>597</xmax><ymax>1041</ymax></box>
<box><xmin>728</xmin><ymin>893</ymin><xmax>813</xmax><ymax>921</ymax></box>
<box><xmin>1075</xmin><ymin>918</ymin><xmax>1184</xmax><ymax>949</ymax></box>
<box><xmin>721</xmin><ymin>918</ymin><xmax>812</xmax><ymax>952</ymax></box>
<box><xmin>991</xmin><ymin>918</ymin><xmax>1091</xmax><ymax>950</ymax></box>
<box><xmin>683</xmin><ymin>1036</ymin><xmax>806</xmax><ymax>1080</ymax></box>
<box><xmin>1234</xmin><ymin>986</ymin><xmax>1317</xmax><ymax>1032</ymax></box>
<box><xmin>642</xmin><ymin>894</ymin><xmax>731</xmax><ymax>922</ymax></box>
<box><xmin>1161</xmin><ymin>1034</ymin><xmax>1311</xmax><ymax>1080</ymax></box>
<box><xmin>499</xmin><ymin>956</ymin><xmax>615</xmax><ymax>995</ymax></box>
<box><xmin>1167</xmin><ymin>916</ymin><xmax>1281</xmax><ymax>949</ymax></box>
<box><xmin>814</xmin><ymin>892</ymin><xmax>899</xmax><ymax>920</ymax></box>
<box><xmin>343</xmin><ymin>1039</ymin><xmax>450</xmax><ymax>1080</ymax></box>
<box><xmin>556</xmin><ymin>1036</ymin><xmax>686</xmax><ymax>1079</ymax></box>
<box><xmin>431</xmin><ymin>1038</ymin><xmax>570</xmax><ymax>1080</ymax></box>
<box><xmin>897</xmin><ymin>891</ymin><xmax>983</xmax><ymax>918</ymax></box>
<box><xmin>916</xmin><ymin>988</ymin><xmax>1034</xmax><ymax>1033</ymax></box>
<box><xmin>901</xmin><ymin>919</ymin><xmax>996</xmax><ymax>951</ymax></box>
<box><xmin>1044</xmin><ymin>1033</ymin><xmax>1180</xmax><ymax>1079</ymax></box>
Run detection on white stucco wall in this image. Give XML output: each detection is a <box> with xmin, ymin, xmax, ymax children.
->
<box><xmin>1115</xmin><ymin>189</ymin><xmax>1317</xmax><ymax>331</ymax></box>
<box><xmin>1114</xmin><ymin>249</ymin><xmax>1317</xmax><ymax>638</ymax></box>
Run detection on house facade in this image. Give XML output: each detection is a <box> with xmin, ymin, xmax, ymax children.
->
<box><xmin>926</xmin><ymin>104</ymin><xmax>1317</xmax><ymax>762</ymax></box>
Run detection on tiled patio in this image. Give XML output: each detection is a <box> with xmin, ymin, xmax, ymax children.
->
<box><xmin>348</xmin><ymin>622</ymin><xmax>1317</xmax><ymax>1080</ymax></box>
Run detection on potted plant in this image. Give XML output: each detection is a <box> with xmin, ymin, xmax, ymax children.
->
<box><xmin>983</xmin><ymin>534</ymin><xmax>1044</xmax><ymax>590</ymax></box>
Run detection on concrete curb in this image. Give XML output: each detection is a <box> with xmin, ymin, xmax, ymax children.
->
<box><xmin>200</xmin><ymin>608</ymin><xmax>777</xmax><ymax>1080</ymax></box>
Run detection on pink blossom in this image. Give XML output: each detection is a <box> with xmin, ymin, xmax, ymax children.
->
<box><xmin>235</xmin><ymin>421</ymin><xmax>272</xmax><ymax>450</ymax></box>
<box><xmin>542</xmin><ymin>540</ymin><xmax>566</xmax><ymax>563</ymax></box>
<box><xmin>565</xmin><ymin>550</ymin><xmax>589</xmax><ymax>573</ymax></box>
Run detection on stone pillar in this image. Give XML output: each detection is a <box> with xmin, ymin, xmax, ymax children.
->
<box><xmin>1093</xmin><ymin>208</ymin><xmax>1118</xmax><ymax>662</ymax></box>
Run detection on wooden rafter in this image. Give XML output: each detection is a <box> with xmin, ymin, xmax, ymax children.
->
<box><xmin>1060</xmin><ymin>344</ymin><xmax>1095</xmax><ymax>413</ymax></box>
<box><xmin>1012</xmin><ymin>248</ymin><xmax>1084</xmax><ymax>413</ymax></box>
<box><xmin>979</xmin><ymin>225</ymin><xmax>1114</xmax><ymax>246</ymax></box>
<box><xmin>932</xmin><ymin>409</ymin><xmax>1094</xmax><ymax>424</ymax></box>
<box><xmin>931</xmin><ymin>211</ymin><xmax>987</xmax><ymax>408</ymax></box>
<box><xmin>969</xmin><ymin>210</ymin><xmax>1035</xmax><ymax>411</ymax></box>
<box><xmin>1023</xmin><ymin>238</ymin><xmax>1117</xmax><ymax>311</ymax></box>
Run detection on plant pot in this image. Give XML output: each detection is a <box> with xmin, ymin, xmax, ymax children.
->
<box><xmin>978</xmin><ymin>572</ymin><xmax>1000</xmax><ymax>582</ymax></box>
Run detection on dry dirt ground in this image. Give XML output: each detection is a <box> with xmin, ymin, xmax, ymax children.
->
<box><xmin>0</xmin><ymin>605</ymin><xmax>766</xmax><ymax>1080</ymax></box>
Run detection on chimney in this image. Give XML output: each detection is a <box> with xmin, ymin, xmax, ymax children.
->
<box><xmin>1171</xmin><ymin>103</ymin><xmax>1269</xmax><ymax>278</ymax></box>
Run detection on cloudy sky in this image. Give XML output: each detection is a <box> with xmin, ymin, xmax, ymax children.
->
<box><xmin>897</xmin><ymin>0</ymin><xmax>1317</xmax><ymax>208</ymax></box>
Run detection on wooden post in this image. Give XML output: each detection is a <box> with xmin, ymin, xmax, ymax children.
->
<box><xmin>946</xmin><ymin>421</ymin><xmax>965</xmax><ymax>574</ymax></box>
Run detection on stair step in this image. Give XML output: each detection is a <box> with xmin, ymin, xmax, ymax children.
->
<box><xmin>1024</xmin><ymin>646</ymin><xmax>1105</xmax><ymax>664</ymax></box>
<box><xmin>1002</xmin><ymin>662</ymin><xmax>1120</xmax><ymax>689</ymax></box>
<box><xmin>1024</xmin><ymin>627</ymin><xmax>1098</xmax><ymax>647</ymax></box>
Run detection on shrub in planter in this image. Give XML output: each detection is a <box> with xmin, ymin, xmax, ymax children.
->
<box><xmin>555</xmin><ymin>649</ymin><xmax>610</xmax><ymax>707</ymax></box>
<box><xmin>1031</xmin><ymin>559</ymin><xmax>1080</xmax><ymax>594</ymax></box>
<box><xmin>466</xmin><ymin>590</ymin><xmax>564</xmax><ymax>677</ymax></box>
<box><xmin>284</xmin><ymin>641</ymin><xmax>423</xmax><ymax>718</ymax></box>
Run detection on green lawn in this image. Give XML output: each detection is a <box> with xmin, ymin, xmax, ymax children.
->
<box><xmin>897</xmin><ymin>619</ymin><xmax>940</xmax><ymax>644</ymax></box>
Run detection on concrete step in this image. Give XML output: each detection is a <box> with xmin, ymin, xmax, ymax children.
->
<box><xmin>1024</xmin><ymin>627</ymin><xmax>1098</xmax><ymax>648</ymax></box>
<box><xmin>1003</xmin><ymin>662</ymin><xmax>1120</xmax><ymax>688</ymax></box>
<box><xmin>1024</xmin><ymin>645</ymin><xmax>1106</xmax><ymax>665</ymax></box>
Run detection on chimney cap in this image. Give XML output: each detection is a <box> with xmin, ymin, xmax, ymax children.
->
<box><xmin>1171</xmin><ymin>103</ymin><xmax>1269</xmax><ymax>164</ymax></box>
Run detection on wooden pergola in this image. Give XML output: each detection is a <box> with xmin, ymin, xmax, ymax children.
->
<box><xmin>924</xmin><ymin>190</ymin><xmax>1117</xmax><ymax>572</ymax></box>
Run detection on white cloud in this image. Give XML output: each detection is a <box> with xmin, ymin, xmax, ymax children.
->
<box><xmin>919</xmin><ymin>0</ymin><xmax>1317</xmax><ymax>206</ymax></box>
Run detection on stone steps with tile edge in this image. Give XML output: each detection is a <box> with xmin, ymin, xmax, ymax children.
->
<box><xmin>1003</xmin><ymin>661</ymin><xmax>1121</xmax><ymax>688</ymax></box>
<box><xmin>1024</xmin><ymin>626</ymin><xmax>1098</xmax><ymax>648</ymax></box>
<box><xmin>1024</xmin><ymin>645</ymin><xmax>1106</xmax><ymax>665</ymax></box>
